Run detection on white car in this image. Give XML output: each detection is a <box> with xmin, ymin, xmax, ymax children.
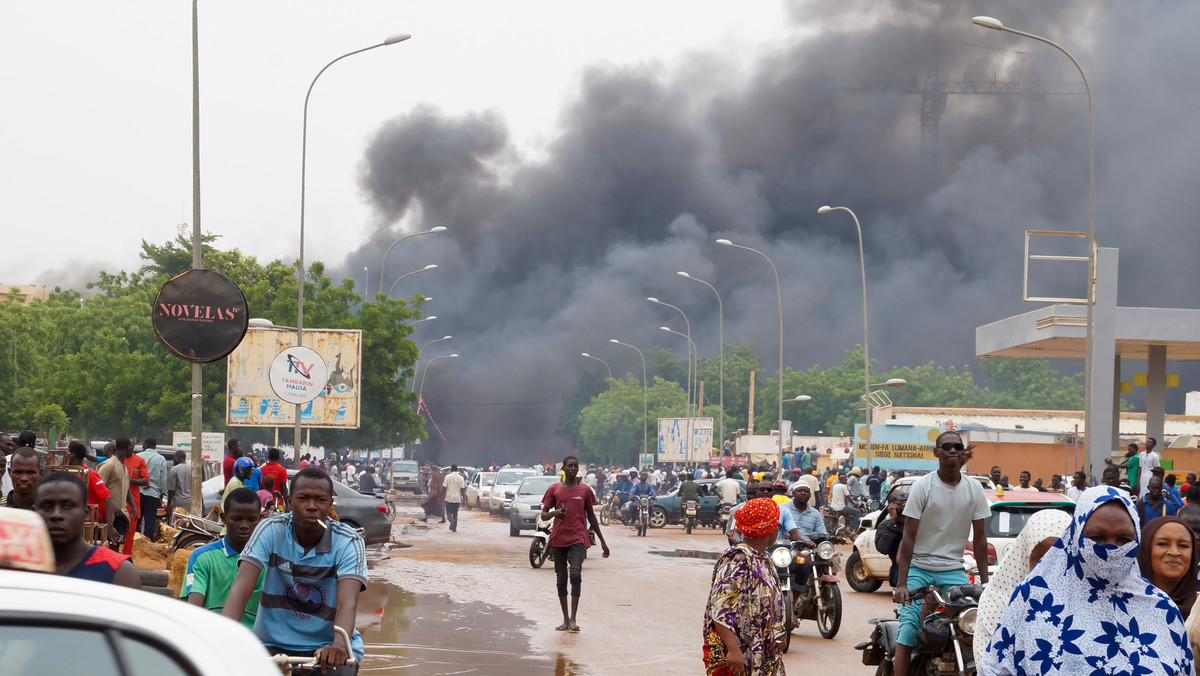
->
<box><xmin>465</xmin><ymin>471</ymin><xmax>497</xmax><ymax>510</ymax></box>
<box><xmin>487</xmin><ymin>467</ymin><xmax>540</xmax><ymax>514</ymax></box>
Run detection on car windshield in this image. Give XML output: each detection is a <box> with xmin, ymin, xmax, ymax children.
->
<box><xmin>518</xmin><ymin>477</ymin><xmax>558</xmax><ymax>496</ymax></box>
<box><xmin>393</xmin><ymin>461</ymin><xmax>418</xmax><ymax>473</ymax></box>
<box><xmin>496</xmin><ymin>470</ymin><xmax>536</xmax><ymax>485</ymax></box>
<box><xmin>986</xmin><ymin>504</ymin><xmax>1075</xmax><ymax>538</ymax></box>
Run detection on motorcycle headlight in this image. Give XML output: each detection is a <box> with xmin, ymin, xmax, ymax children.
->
<box><xmin>640</xmin><ymin>497</ymin><xmax>650</xmax><ymax>506</ymax></box>
<box><xmin>770</xmin><ymin>547</ymin><xmax>794</xmax><ymax>568</ymax></box>
<box><xmin>957</xmin><ymin>607</ymin><xmax>977</xmax><ymax>636</ymax></box>
<box><xmin>816</xmin><ymin>541</ymin><xmax>836</xmax><ymax>560</ymax></box>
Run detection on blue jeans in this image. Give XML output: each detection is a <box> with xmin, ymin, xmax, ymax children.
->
<box><xmin>897</xmin><ymin>565</ymin><xmax>969</xmax><ymax>647</ymax></box>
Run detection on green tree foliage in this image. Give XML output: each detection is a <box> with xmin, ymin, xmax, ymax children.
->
<box><xmin>578</xmin><ymin>376</ymin><xmax>686</xmax><ymax>466</ymax></box>
<box><xmin>0</xmin><ymin>237</ymin><xmax>425</xmax><ymax>451</ymax></box>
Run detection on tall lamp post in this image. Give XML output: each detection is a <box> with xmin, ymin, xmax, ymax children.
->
<box><xmin>661</xmin><ymin>326</ymin><xmax>700</xmax><ymax>460</ymax></box>
<box><xmin>418</xmin><ymin>353</ymin><xmax>459</xmax><ymax>399</ymax></box>
<box><xmin>410</xmin><ymin>336</ymin><xmax>452</xmax><ymax>392</ymax></box>
<box><xmin>387</xmin><ymin>264</ymin><xmax>438</xmax><ymax>297</ymax></box>
<box><xmin>972</xmin><ymin>15</ymin><xmax>1096</xmax><ymax>469</ymax></box>
<box><xmin>716</xmin><ymin>238</ymin><xmax>785</xmax><ymax>458</ymax></box>
<box><xmin>610</xmin><ymin>338</ymin><xmax>647</xmax><ymax>465</ymax></box>
<box><xmin>648</xmin><ymin>297</ymin><xmax>694</xmax><ymax>458</ymax></box>
<box><xmin>581</xmin><ymin>352</ymin><xmax>612</xmax><ymax>379</ymax></box>
<box><xmin>678</xmin><ymin>271</ymin><xmax>724</xmax><ymax>450</ymax></box>
<box><xmin>378</xmin><ymin>226</ymin><xmax>447</xmax><ymax>293</ymax></box>
<box><xmin>818</xmin><ymin>205</ymin><xmax>872</xmax><ymax>466</ymax></box>
<box><xmin>295</xmin><ymin>33</ymin><xmax>411</xmax><ymax>458</ymax></box>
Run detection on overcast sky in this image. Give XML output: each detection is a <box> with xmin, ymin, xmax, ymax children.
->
<box><xmin>0</xmin><ymin>1</ymin><xmax>793</xmax><ymax>287</ymax></box>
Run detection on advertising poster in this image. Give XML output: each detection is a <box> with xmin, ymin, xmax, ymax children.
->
<box><xmin>657</xmin><ymin>417</ymin><xmax>714</xmax><ymax>463</ymax></box>
<box><xmin>226</xmin><ymin>328</ymin><xmax>362</xmax><ymax>429</ymax></box>
<box><xmin>853</xmin><ymin>423</ymin><xmax>943</xmax><ymax>471</ymax></box>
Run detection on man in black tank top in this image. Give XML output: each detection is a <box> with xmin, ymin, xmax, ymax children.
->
<box><xmin>34</xmin><ymin>471</ymin><xmax>140</xmax><ymax>589</ymax></box>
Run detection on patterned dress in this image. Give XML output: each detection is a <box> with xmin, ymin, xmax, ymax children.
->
<box><xmin>703</xmin><ymin>543</ymin><xmax>786</xmax><ymax>675</ymax></box>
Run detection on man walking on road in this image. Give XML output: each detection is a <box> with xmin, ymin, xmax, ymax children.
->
<box><xmin>137</xmin><ymin>438</ymin><xmax>167</xmax><ymax>540</ymax></box>
<box><xmin>892</xmin><ymin>431</ymin><xmax>990</xmax><ymax>676</ymax></box>
<box><xmin>443</xmin><ymin>464</ymin><xmax>466</xmax><ymax>532</ymax></box>
<box><xmin>540</xmin><ymin>455</ymin><xmax>609</xmax><ymax>632</ymax></box>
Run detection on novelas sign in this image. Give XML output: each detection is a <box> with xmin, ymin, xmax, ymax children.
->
<box><xmin>152</xmin><ymin>269</ymin><xmax>249</xmax><ymax>363</ymax></box>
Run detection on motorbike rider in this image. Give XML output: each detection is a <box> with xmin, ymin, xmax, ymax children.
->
<box><xmin>828</xmin><ymin>473</ymin><xmax>862</xmax><ymax>531</ymax></box>
<box><xmin>626</xmin><ymin>471</ymin><xmax>656</xmax><ymax>521</ymax></box>
<box><xmin>780</xmin><ymin>484</ymin><xmax>827</xmax><ymax>594</ymax></box>
<box><xmin>714</xmin><ymin>472</ymin><xmax>740</xmax><ymax>507</ymax></box>
<box><xmin>847</xmin><ymin>466</ymin><xmax>865</xmax><ymax>502</ymax></box>
<box><xmin>678</xmin><ymin>473</ymin><xmax>700</xmax><ymax>508</ymax></box>
<box><xmin>612</xmin><ymin>472</ymin><xmax>633</xmax><ymax>507</ymax></box>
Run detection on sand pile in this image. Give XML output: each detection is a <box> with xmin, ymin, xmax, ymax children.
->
<box><xmin>130</xmin><ymin>533</ymin><xmax>170</xmax><ymax>570</ymax></box>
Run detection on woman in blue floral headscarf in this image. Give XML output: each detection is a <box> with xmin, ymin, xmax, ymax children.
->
<box><xmin>980</xmin><ymin>486</ymin><xmax>1194</xmax><ymax>676</ymax></box>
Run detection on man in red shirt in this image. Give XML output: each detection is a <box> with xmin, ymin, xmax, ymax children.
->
<box><xmin>118</xmin><ymin>437</ymin><xmax>148</xmax><ymax>545</ymax></box>
<box><xmin>539</xmin><ymin>455</ymin><xmax>609</xmax><ymax>632</ymax></box>
<box><xmin>260</xmin><ymin>447</ymin><xmax>289</xmax><ymax>505</ymax></box>
<box><xmin>223</xmin><ymin>439</ymin><xmax>243</xmax><ymax>486</ymax></box>
<box><xmin>66</xmin><ymin>441</ymin><xmax>118</xmax><ymax>545</ymax></box>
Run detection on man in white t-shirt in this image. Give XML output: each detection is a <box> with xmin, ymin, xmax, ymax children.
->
<box><xmin>1139</xmin><ymin>438</ymin><xmax>1161</xmax><ymax>496</ymax></box>
<box><xmin>442</xmin><ymin>464</ymin><xmax>467</xmax><ymax>533</ymax></box>
<box><xmin>714</xmin><ymin>475</ymin><xmax>740</xmax><ymax>505</ymax></box>
<box><xmin>1009</xmin><ymin>470</ymin><xmax>1039</xmax><ymax>492</ymax></box>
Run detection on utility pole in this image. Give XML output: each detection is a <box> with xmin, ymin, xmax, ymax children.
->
<box><xmin>189</xmin><ymin>0</ymin><xmax>204</xmax><ymax>514</ymax></box>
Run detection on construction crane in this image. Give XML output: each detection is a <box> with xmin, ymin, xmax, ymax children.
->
<box><xmin>809</xmin><ymin>67</ymin><xmax>1089</xmax><ymax>194</ymax></box>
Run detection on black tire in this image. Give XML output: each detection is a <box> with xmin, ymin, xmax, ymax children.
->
<box><xmin>529</xmin><ymin>539</ymin><xmax>547</xmax><ymax>568</ymax></box>
<box><xmin>649</xmin><ymin>506</ymin><xmax>667</xmax><ymax>529</ymax></box>
<box><xmin>171</xmin><ymin>532</ymin><xmax>212</xmax><ymax>555</ymax></box>
<box><xmin>846</xmin><ymin>551</ymin><xmax>883</xmax><ymax>593</ymax></box>
<box><xmin>137</xmin><ymin>568</ymin><xmax>170</xmax><ymax>587</ymax></box>
<box><xmin>782</xmin><ymin>592</ymin><xmax>794</xmax><ymax>653</ymax></box>
<box><xmin>599</xmin><ymin>504</ymin><xmax>612</xmax><ymax>527</ymax></box>
<box><xmin>685</xmin><ymin>517</ymin><xmax>693</xmax><ymax>535</ymax></box>
<box><xmin>817</xmin><ymin>583</ymin><xmax>842</xmax><ymax>639</ymax></box>
<box><xmin>874</xmin><ymin>660</ymin><xmax>893</xmax><ymax>676</ymax></box>
<box><xmin>385</xmin><ymin>502</ymin><xmax>396</xmax><ymax>521</ymax></box>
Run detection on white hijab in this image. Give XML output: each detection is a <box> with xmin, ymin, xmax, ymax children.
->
<box><xmin>973</xmin><ymin>508</ymin><xmax>1072</xmax><ymax>668</ymax></box>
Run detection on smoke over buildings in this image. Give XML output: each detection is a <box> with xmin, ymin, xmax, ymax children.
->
<box><xmin>339</xmin><ymin>2</ymin><xmax>1200</xmax><ymax>462</ymax></box>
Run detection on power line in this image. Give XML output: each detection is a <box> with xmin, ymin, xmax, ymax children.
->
<box><xmin>421</xmin><ymin>399</ymin><xmax>562</xmax><ymax>407</ymax></box>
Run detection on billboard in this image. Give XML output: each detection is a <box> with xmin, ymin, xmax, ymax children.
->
<box><xmin>657</xmin><ymin>417</ymin><xmax>714</xmax><ymax>463</ymax></box>
<box><xmin>171</xmin><ymin>432</ymin><xmax>226</xmax><ymax>461</ymax></box>
<box><xmin>226</xmin><ymin>328</ymin><xmax>362</xmax><ymax>429</ymax></box>
<box><xmin>853</xmin><ymin>423</ymin><xmax>943</xmax><ymax>471</ymax></box>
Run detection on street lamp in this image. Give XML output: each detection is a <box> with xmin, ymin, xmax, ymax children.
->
<box><xmin>678</xmin><ymin>271</ymin><xmax>724</xmax><ymax>449</ymax></box>
<box><xmin>420</xmin><ymin>335</ymin><xmax>452</xmax><ymax>352</ymax></box>
<box><xmin>378</xmin><ymin>226</ymin><xmax>447</xmax><ymax>293</ymax></box>
<box><xmin>610</xmin><ymin>338</ymin><xmax>647</xmax><ymax>464</ymax></box>
<box><xmin>818</xmin><ymin>204</ymin><xmax>872</xmax><ymax>465</ymax></box>
<box><xmin>648</xmin><ymin>297</ymin><xmax>694</xmax><ymax>454</ymax></box>
<box><xmin>296</xmin><ymin>32</ymin><xmax>412</xmax><ymax>458</ymax></box>
<box><xmin>387</xmin><ymin>264</ymin><xmax>438</xmax><ymax>297</ymax></box>
<box><xmin>418</xmin><ymin>353</ymin><xmax>459</xmax><ymax>400</ymax></box>
<box><xmin>411</xmin><ymin>315</ymin><xmax>437</xmax><ymax>325</ymax></box>
<box><xmin>716</xmin><ymin>238</ymin><xmax>786</xmax><ymax>458</ymax></box>
<box><xmin>407</xmin><ymin>336</ymin><xmax>451</xmax><ymax>392</ymax></box>
<box><xmin>972</xmin><ymin>15</ymin><xmax>1097</xmax><ymax>470</ymax></box>
<box><xmin>661</xmin><ymin>325</ymin><xmax>701</xmax><ymax>459</ymax></box>
<box><xmin>791</xmin><ymin>395</ymin><xmax>812</xmax><ymax>402</ymax></box>
<box><xmin>581</xmin><ymin>352</ymin><xmax>612</xmax><ymax>379</ymax></box>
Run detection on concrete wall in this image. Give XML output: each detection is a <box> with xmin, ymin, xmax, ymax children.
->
<box><xmin>1164</xmin><ymin>447</ymin><xmax>1200</xmax><ymax>473</ymax></box>
<box><xmin>964</xmin><ymin>441</ymin><xmax>1085</xmax><ymax>482</ymax></box>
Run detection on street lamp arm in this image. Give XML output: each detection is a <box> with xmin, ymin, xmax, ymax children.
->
<box><xmin>388</xmin><ymin>264</ymin><xmax>438</xmax><ymax>296</ymax></box>
<box><xmin>678</xmin><ymin>271</ymin><xmax>725</xmax><ymax>446</ymax></box>
<box><xmin>378</xmin><ymin>226</ymin><xmax>446</xmax><ymax>293</ymax></box>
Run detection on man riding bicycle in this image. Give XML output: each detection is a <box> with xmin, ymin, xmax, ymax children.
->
<box><xmin>223</xmin><ymin>467</ymin><xmax>367</xmax><ymax>674</ymax></box>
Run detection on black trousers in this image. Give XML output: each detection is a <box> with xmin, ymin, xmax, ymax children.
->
<box><xmin>140</xmin><ymin>494</ymin><xmax>160</xmax><ymax>540</ymax></box>
<box><xmin>445</xmin><ymin>501</ymin><xmax>460</xmax><ymax>531</ymax></box>
<box><xmin>552</xmin><ymin>543</ymin><xmax>585</xmax><ymax>597</ymax></box>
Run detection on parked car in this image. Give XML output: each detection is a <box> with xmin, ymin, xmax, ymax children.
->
<box><xmin>0</xmin><ymin>510</ymin><xmax>277</xmax><ymax>675</ymax></box>
<box><xmin>508</xmin><ymin>476</ymin><xmax>562</xmax><ymax>536</ymax></box>
<box><xmin>465</xmin><ymin>471</ymin><xmax>498</xmax><ymax>510</ymax></box>
<box><xmin>390</xmin><ymin>459</ymin><xmax>422</xmax><ymax>493</ymax></box>
<box><xmin>652</xmin><ymin>478</ymin><xmax>747</xmax><ymax>528</ymax></box>
<box><xmin>487</xmin><ymin>468</ymin><xmax>540</xmax><ymax>514</ymax></box>
<box><xmin>845</xmin><ymin>481</ymin><xmax>1073</xmax><ymax>593</ymax></box>
<box><xmin>202</xmin><ymin>470</ymin><xmax>393</xmax><ymax>545</ymax></box>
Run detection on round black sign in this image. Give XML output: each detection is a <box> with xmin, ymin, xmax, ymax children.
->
<box><xmin>152</xmin><ymin>269</ymin><xmax>249</xmax><ymax>363</ymax></box>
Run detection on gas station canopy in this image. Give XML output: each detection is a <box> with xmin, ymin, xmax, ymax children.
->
<box><xmin>977</xmin><ymin>304</ymin><xmax>1200</xmax><ymax>361</ymax></box>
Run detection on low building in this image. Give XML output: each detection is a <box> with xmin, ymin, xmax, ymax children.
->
<box><xmin>0</xmin><ymin>284</ymin><xmax>49</xmax><ymax>305</ymax></box>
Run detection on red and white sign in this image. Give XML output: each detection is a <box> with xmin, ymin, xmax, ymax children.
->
<box><xmin>269</xmin><ymin>346</ymin><xmax>329</xmax><ymax>405</ymax></box>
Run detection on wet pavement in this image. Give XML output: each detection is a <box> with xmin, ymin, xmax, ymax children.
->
<box><xmin>356</xmin><ymin>582</ymin><xmax>580</xmax><ymax>675</ymax></box>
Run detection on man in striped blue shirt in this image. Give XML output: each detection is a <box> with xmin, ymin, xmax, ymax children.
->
<box><xmin>223</xmin><ymin>467</ymin><xmax>367</xmax><ymax>674</ymax></box>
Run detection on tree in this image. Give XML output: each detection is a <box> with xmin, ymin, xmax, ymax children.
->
<box><xmin>577</xmin><ymin>377</ymin><xmax>686</xmax><ymax>465</ymax></box>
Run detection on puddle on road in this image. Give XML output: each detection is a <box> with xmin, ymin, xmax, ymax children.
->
<box><xmin>357</xmin><ymin>581</ymin><xmax>581</xmax><ymax>675</ymax></box>
<box><xmin>647</xmin><ymin>549</ymin><xmax>723</xmax><ymax>560</ymax></box>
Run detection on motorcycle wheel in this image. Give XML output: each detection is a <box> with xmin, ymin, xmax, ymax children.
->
<box><xmin>649</xmin><ymin>506</ymin><xmax>667</xmax><ymax>529</ymax></box>
<box><xmin>874</xmin><ymin>660</ymin><xmax>893</xmax><ymax>676</ymax></box>
<box><xmin>685</xmin><ymin>517</ymin><xmax>693</xmax><ymax>535</ymax></box>
<box><xmin>846</xmin><ymin>551</ymin><xmax>883</xmax><ymax>593</ymax></box>
<box><xmin>782</xmin><ymin>591</ymin><xmax>794</xmax><ymax>653</ymax></box>
<box><xmin>385</xmin><ymin>502</ymin><xmax>396</xmax><ymax>521</ymax></box>
<box><xmin>171</xmin><ymin>532</ymin><xmax>213</xmax><ymax>555</ymax></box>
<box><xmin>816</xmin><ymin>583</ymin><xmax>842</xmax><ymax>639</ymax></box>
<box><xmin>529</xmin><ymin>539</ymin><xmax>547</xmax><ymax>569</ymax></box>
<box><xmin>599</xmin><ymin>504</ymin><xmax>613</xmax><ymax>527</ymax></box>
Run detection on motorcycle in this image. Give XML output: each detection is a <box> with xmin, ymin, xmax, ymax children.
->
<box><xmin>683</xmin><ymin>500</ymin><xmax>699</xmax><ymax>534</ymax></box>
<box><xmin>168</xmin><ymin>512</ymin><xmax>222</xmax><ymax>554</ymax></box>
<box><xmin>768</xmin><ymin>533</ymin><xmax>844</xmax><ymax>653</ymax></box>
<box><xmin>717</xmin><ymin>502</ymin><xmax>734</xmax><ymax>531</ymax></box>
<box><xmin>856</xmin><ymin>583</ymin><xmax>982</xmax><ymax>676</ymax></box>
<box><xmin>529</xmin><ymin>511</ymin><xmax>553</xmax><ymax>568</ymax></box>
<box><xmin>633</xmin><ymin>496</ymin><xmax>653</xmax><ymax>537</ymax></box>
<box><xmin>599</xmin><ymin>491</ymin><xmax>629</xmax><ymax>527</ymax></box>
<box><xmin>821</xmin><ymin>505</ymin><xmax>854</xmax><ymax>543</ymax></box>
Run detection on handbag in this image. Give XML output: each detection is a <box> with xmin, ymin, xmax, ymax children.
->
<box><xmin>874</xmin><ymin>517</ymin><xmax>904</xmax><ymax>557</ymax></box>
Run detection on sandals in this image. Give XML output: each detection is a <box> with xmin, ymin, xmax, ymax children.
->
<box><xmin>569</xmin><ymin>623</ymin><xmax>581</xmax><ymax>633</ymax></box>
<box><xmin>555</xmin><ymin>623</ymin><xmax>571</xmax><ymax>631</ymax></box>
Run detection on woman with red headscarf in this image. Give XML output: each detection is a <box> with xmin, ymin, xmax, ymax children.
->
<box><xmin>702</xmin><ymin>497</ymin><xmax>786</xmax><ymax>675</ymax></box>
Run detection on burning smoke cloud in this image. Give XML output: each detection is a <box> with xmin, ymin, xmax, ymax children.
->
<box><xmin>340</xmin><ymin>1</ymin><xmax>1200</xmax><ymax>463</ymax></box>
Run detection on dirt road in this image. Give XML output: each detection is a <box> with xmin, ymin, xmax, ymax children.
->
<box><xmin>369</xmin><ymin>502</ymin><xmax>897</xmax><ymax>675</ymax></box>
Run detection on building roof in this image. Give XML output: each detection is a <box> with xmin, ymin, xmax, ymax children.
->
<box><xmin>976</xmin><ymin>304</ymin><xmax>1200</xmax><ymax>360</ymax></box>
<box><xmin>881</xmin><ymin>406</ymin><xmax>1200</xmax><ymax>439</ymax></box>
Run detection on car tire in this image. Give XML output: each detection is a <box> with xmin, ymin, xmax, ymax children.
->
<box><xmin>845</xmin><ymin>551</ymin><xmax>883</xmax><ymax>593</ymax></box>
<box><xmin>648</xmin><ymin>506</ymin><xmax>667</xmax><ymax>529</ymax></box>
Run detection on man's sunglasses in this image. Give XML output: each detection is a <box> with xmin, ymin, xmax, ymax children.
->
<box><xmin>939</xmin><ymin>443</ymin><xmax>966</xmax><ymax>453</ymax></box>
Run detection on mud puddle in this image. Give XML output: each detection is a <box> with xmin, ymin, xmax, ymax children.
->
<box><xmin>647</xmin><ymin>549</ymin><xmax>723</xmax><ymax>560</ymax></box>
<box><xmin>357</xmin><ymin>581</ymin><xmax>582</xmax><ymax>675</ymax></box>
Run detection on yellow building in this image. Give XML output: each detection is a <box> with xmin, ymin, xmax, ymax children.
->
<box><xmin>0</xmin><ymin>285</ymin><xmax>50</xmax><ymax>305</ymax></box>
